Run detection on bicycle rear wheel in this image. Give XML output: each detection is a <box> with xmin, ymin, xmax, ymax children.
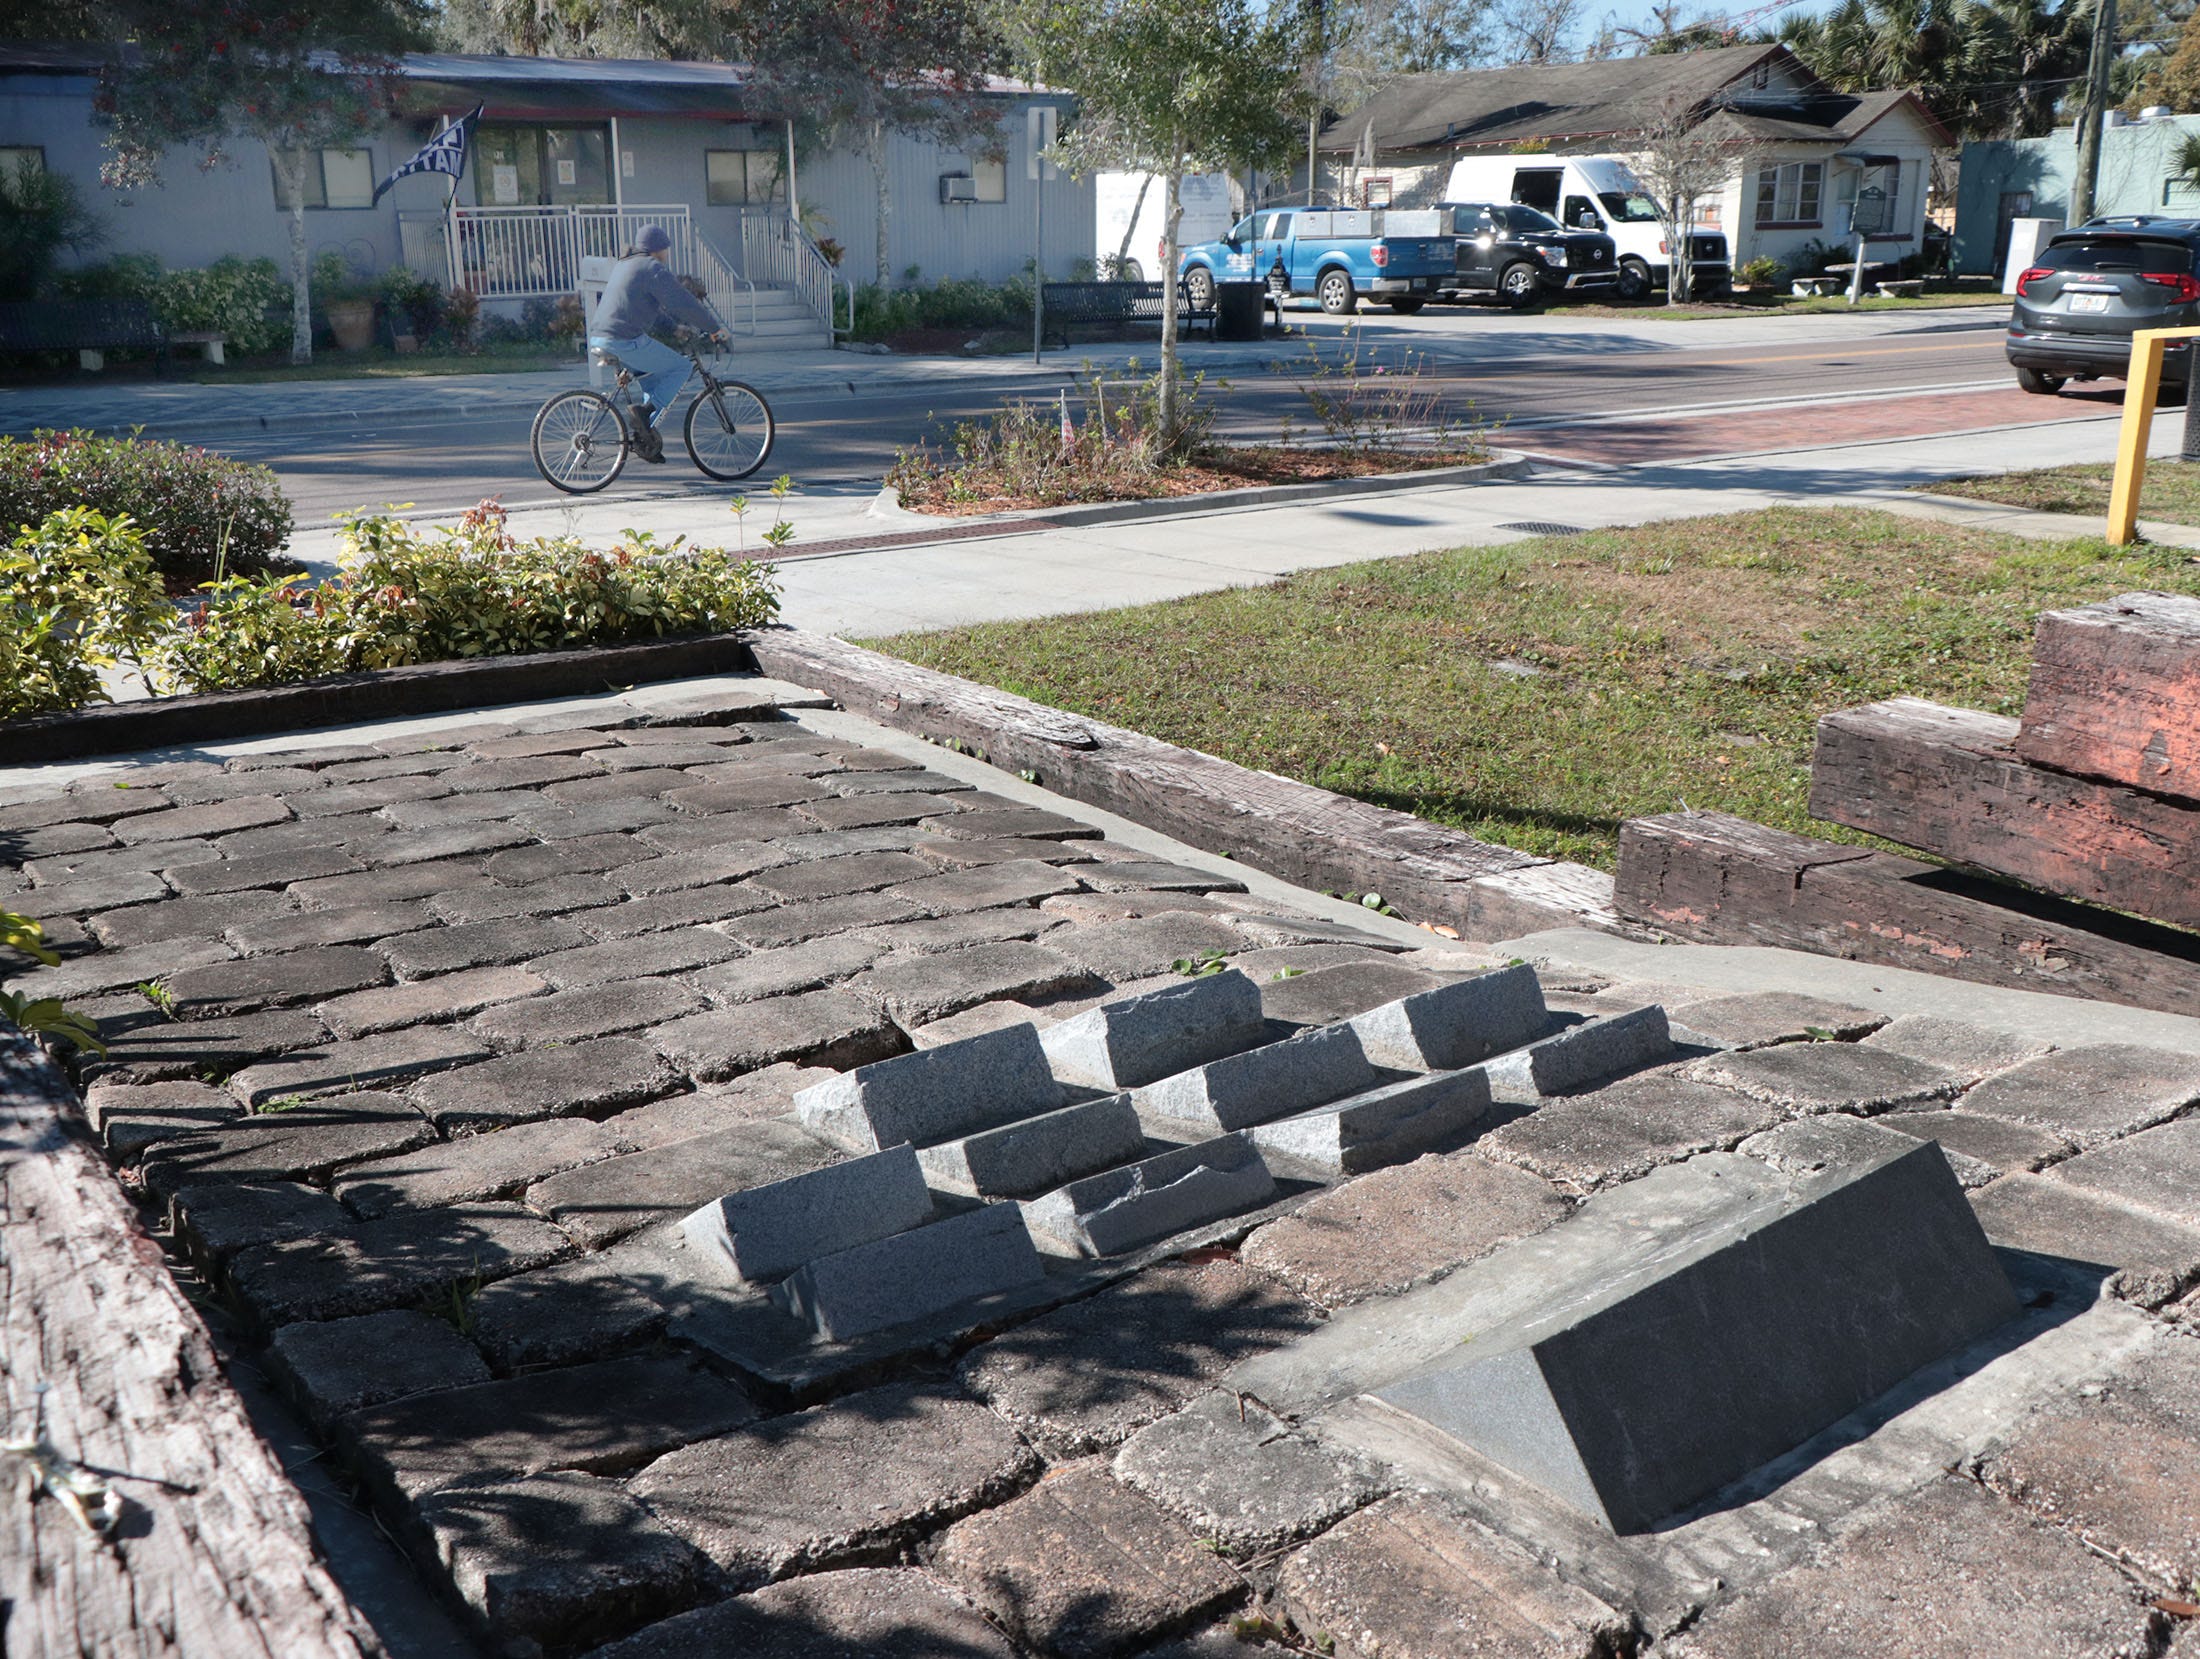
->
<box><xmin>531</xmin><ymin>390</ymin><xmax>628</xmax><ymax>494</ymax></box>
<box><xmin>683</xmin><ymin>380</ymin><xmax>774</xmax><ymax>481</ymax></box>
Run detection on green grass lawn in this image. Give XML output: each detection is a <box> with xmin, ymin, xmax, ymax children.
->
<box><xmin>1930</xmin><ymin>459</ymin><xmax>2200</xmax><ymax>529</ymax></box>
<box><xmin>865</xmin><ymin>507</ymin><xmax>2198</xmax><ymax>871</ymax></box>
<box><xmin>1558</xmin><ymin>288</ymin><xmax>2008</xmax><ymax>322</ymax></box>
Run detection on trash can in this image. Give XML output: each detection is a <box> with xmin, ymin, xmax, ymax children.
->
<box><xmin>1215</xmin><ymin>281</ymin><xmax>1265</xmax><ymax>342</ymax></box>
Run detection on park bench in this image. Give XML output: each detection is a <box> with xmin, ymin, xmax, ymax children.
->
<box><xmin>1040</xmin><ymin>280</ymin><xmax>1216</xmax><ymax>349</ymax></box>
<box><xmin>1874</xmin><ymin>279</ymin><xmax>1924</xmax><ymax>299</ymax></box>
<box><xmin>0</xmin><ymin>298</ymin><xmax>225</xmax><ymax>372</ymax></box>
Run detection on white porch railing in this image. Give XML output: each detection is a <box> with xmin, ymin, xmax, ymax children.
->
<box><xmin>742</xmin><ymin>214</ymin><xmax>854</xmax><ymax>338</ymax></box>
<box><xmin>409</xmin><ymin>204</ymin><xmax>749</xmax><ymax>335</ymax></box>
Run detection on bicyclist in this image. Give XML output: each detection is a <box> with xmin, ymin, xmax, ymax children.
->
<box><xmin>586</xmin><ymin>224</ymin><xmax>728</xmax><ymax>464</ymax></box>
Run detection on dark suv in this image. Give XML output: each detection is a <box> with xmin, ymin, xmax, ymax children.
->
<box><xmin>2006</xmin><ymin>218</ymin><xmax>2200</xmax><ymax>395</ymax></box>
<box><xmin>1436</xmin><ymin>201</ymin><xmax>1619</xmax><ymax>307</ymax></box>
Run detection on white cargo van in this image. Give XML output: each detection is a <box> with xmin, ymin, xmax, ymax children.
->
<box><xmin>1442</xmin><ymin>154</ymin><xmax>1730</xmax><ymax>300</ymax></box>
<box><xmin>1095</xmin><ymin>171</ymin><xmax>1234</xmax><ymax>281</ymax></box>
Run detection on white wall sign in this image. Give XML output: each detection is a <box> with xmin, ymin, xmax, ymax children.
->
<box><xmin>621</xmin><ymin>150</ymin><xmax>635</xmax><ymax>178</ymax></box>
<box><xmin>556</xmin><ymin>158</ymin><xmax>577</xmax><ymax>185</ymax></box>
<box><xmin>492</xmin><ymin>163</ymin><xmax>520</xmax><ymax>204</ymax></box>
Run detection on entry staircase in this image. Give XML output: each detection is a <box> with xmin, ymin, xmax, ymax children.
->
<box><xmin>399</xmin><ymin>203</ymin><xmax>845</xmax><ymax>354</ymax></box>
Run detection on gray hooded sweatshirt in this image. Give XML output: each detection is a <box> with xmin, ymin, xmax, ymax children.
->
<box><xmin>590</xmin><ymin>254</ymin><xmax>723</xmax><ymax>339</ymax></box>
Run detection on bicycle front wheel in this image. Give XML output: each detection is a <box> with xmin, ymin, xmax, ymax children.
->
<box><xmin>531</xmin><ymin>390</ymin><xmax>628</xmax><ymax>494</ymax></box>
<box><xmin>684</xmin><ymin>380</ymin><xmax>775</xmax><ymax>481</ymax></box>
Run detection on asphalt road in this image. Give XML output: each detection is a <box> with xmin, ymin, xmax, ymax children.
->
<box><xmin>217</xmin><ymin>316</ymin><xmax>2022</xmax><ymax>525</ymax></box>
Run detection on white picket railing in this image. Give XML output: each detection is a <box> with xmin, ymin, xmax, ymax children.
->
<box><xmin>741</xmin><ymin>214</ymin><xmax>853</xmax><ymax>338</ymax></box>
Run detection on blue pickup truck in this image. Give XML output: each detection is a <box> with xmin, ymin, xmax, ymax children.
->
<box><xmin>1179</xmin><ymin>208</ymin><xmax>1454</xmax><ymax>316</ymax></box>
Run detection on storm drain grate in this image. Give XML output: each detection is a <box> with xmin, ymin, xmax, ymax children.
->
<box><xmin>1496</xmin><ymin>521</ymin><xmax>1588</xmax><ymax>536</ymax></box>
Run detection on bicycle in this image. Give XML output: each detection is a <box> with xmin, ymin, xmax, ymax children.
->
<box><xmin>529</xmin><ymin>343</ymin><xmax>774</xmax><ymax>494</ymax></box>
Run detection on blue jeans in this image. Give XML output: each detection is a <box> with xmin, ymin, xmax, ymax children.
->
<box><xmin>590</xmin><ymin>333</ymin><xmax>689</xmax><ymax>428</ymax></box>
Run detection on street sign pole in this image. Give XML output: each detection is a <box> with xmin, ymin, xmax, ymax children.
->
<box><xmin>1030</xmin><ymin>105</ymin><xmax>1056</xmax><ymax>367</ymax></box>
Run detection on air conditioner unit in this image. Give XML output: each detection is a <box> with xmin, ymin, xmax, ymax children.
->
<box><xmin>940</xmin><ymin>174</ymin><xmax>978</xmax><ymax>204</ymax></box>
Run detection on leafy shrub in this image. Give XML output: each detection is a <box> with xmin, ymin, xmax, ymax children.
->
<box><xmin>148</xmin><ymin>499</ymin><xmax>782</xmax><ymax>694</ymax></box>
<box><xmin>0</xmin><ymin>430</ymin><xmax>294</xmax><ymax>587</ymax></box>
<box><xmin>1</xmin><ymin>909</ymin><xmax>105</xmax><ymax>1055</ymax></box>
<box><xmin>444</xmin><ymin>285</ymin><xmax>480</xmax><ymax>348</ymax></box>
<box><xmin>849</xmin><ymin>275</ymin><xmax>1034</xmax><ymax>342</ymax></box>
<box><xmin>0</xmin><ymin>508</ymin><xmax>171</xmax><ymax>719</ymax></box>
<box><xmin>1738</xmin><ymin>255</ymin><xmax>1783</xmax><ymax>289</ymax></box>
<box><xmin>56</xmin><ymin>254</ymin><xmax>291</xmax><ymax>357</ymax></box>
<box><xmin>0</xmin><ymin>158</ymin><xmax>104</xmax><ymax>301</ymax></box>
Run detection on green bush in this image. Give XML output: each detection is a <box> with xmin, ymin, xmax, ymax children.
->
<box><xmin>0</xmin><ymin>430</ymin><xmax>294</xmax><ymax>587</ymax></box>
<box><xmin>0</xmin><ymin>159</ymin><xmax>104</xmax><ymax>301</ymax></box>
<box><xmin>0</xmin><ymin>508</ymin><xmax>171</xmax><ymax>720</ymax></box>
<box><xmin>849</xmin><ymin>275</ymin><xmax>1034</xmax><ymax>342</ymax></box>
<box><xmin>1738</xmin><ymin>255</ymin><xmax>1783</xmax><ymax>289</ymax></box>
<box><xmin>147</xmin><ymin>501</ymin><xmax>782</xmax><ymax>694</ymax></box>
<box><xmin>56</xmin><ymin>254</ymin><xmax>291</xmax><ymax>358</ymax></box>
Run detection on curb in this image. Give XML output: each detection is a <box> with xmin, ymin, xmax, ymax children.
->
<box><xmin>0</xmin><ymin>634</ymin><xmax>758</xmax><ymax>767</ymax></box>
<box><xmin>866</xmin><ymin>449</ymin><xmax>1533</xmax><ymax>531</ymax></box>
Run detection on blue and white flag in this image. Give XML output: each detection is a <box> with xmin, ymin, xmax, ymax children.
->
<box><xmin>372</xmin><ymin>105</ymin><xmax>483</xmax><ymax>203</ymax></box>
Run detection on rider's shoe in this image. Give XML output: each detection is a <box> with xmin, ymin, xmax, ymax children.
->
<box><xmin>634</xmin><ymin>425</ymin><xmax>665</xmax><ymax>463</ymax></box>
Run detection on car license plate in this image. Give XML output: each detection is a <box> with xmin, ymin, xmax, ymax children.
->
<box><xmin>2070</xmin><ymin>292</ymin><xmax>2112</xmax><ymax>313</ymax></box>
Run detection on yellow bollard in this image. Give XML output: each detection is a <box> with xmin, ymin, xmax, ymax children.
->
<box><xmin>2107</xmin><ymin>324</ymin><xmax>2200</xmax><ymax>545</ymax></box>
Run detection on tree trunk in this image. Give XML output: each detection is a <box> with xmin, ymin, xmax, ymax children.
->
<box><xmin>281</xmin><ymin>150</ymin><xmax>312</xmax><ymax>364</ymax></box>
<box><xmin>868</xmin><ymin>123</ymin><xmax>892</xmax><ymax>287</ymax></box>
<box><xmin>1160</xmin><ymin>152</ymin><xmax>1183</xmax><ymax>447</ymax></box>
<box><xmin>1666</xmin><ymin>203</ymin><xmax>1692</xmax><ymax>305</ymax></box>
<box><xmin>1115</xmin><ymin>174</ymin><xmax>1152</xmax><ymax>276</ymax></box>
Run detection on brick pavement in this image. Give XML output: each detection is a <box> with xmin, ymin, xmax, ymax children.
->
<box><xmin>5</xmin><ymin>691</ymin><xmax>2198</xmax><ymax>1658</ymax></box>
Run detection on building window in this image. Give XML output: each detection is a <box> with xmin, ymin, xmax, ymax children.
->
<box><xmin>1753</xmin><ymin>160</ymin><xmax>1823</xmax><ymax>227</ymax></box>
<box><xmin>0</xmin><ymin>144</ymin><xmax>44</xmax><ymax>181</ymax></box>
<box><xmin>271</xmin><ymin>147</ymin><xmax>377</xmax><ymax>211</ymax></box>
<box><xmin>472</xmin><ymin>125</ymin><xmax>611</xmax><ymax>207</ymax></box>
<box><xmin>706</xmin><ymin>147</ymin><xmax>785</xmax><ymax>207</ymax></box>
<box><xmin>1362</xmin><ymin>176</ymin><xmax>1393</xmax><ymax>207</ymax></box>
<box><xmin>972</xmin><ymin>155</ymin><xmax>1007</xmax><ymax>203</ymax></box>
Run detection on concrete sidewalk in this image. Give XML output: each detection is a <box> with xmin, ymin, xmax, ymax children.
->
<box><xmin>0</xmin><ymin>304</ymin><xmax>2002</xmax><ymax>446</ymax></box>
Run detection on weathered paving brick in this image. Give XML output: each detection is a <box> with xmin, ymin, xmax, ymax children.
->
<box><xmin>350</xmin><ymin>821</ymin><xmax>534</xmax><ymax>868</ymax></box>
<box><xmin>382</xmin><ymin>790</ymin><xmax>540</xmax><ymax>829</ymax></box>
<box><xmin>1278</xmin><ymin>1493</ymin><xmax>1630</xmax><ymax>1659</ymax></box>
<box><xmin>770</xmin><ymin>826</ymin><xmax>927</xmax><ymax>863</ymax></box>
<box><xmin>466</xmin><ymin>1257</ymin><xmax>669</xmax><ymax>1372</ymax></box>
<box><xmin>416</xmin><ymin>1472</ymin><xmax>711</xmax><ymax>1658</ymax></box>
<box><xmin>287</xmin><ymin>773</ymin><xmax>458</xmax><ymax>818</ymax></box>
<box><xmin>580</xmin><ymin>1567</ymin><xmax>1016</xmax><ymax>1659</ymax></box>
<box><xmin>81</xmin><ymin>1008</ymin><xmax>331</xmax><ymax>1085</ymax></box>
<box><xmin>526</xmin><ymin>927</ymin><xmax>743</xmax><ymax>990</ymax></box>
<box><xmin>1979</xmin><ymin>1330</ymin><xmax>2200</xmax><ymax>1589</ymax></box>
<box><xmin>9</xmin><ymin>936</ymin><xmax>234</xmax><ymax>1002</ymax></box>
<box><xmin>637</xmin><ymin>806</ymin><xmax>811</xmax><ymax>851</ymax></box>
<box><xmin>0</xmin><ymin>786</ymin><xmax>172</xmax><ymax>830</ymax></box>
<box><xmin>471</xmin><ymin>979</ymin><xmax>706</xmax><ymax>1049</ymax></box>
<box><xmin>933</xmin><ymin>1460</ymin><xmax>1244</xmax><ymax>1658</ymax></box>
<box><xmin>469</xmin><ymin>729</ymin><xmax>618</xmax><ymax>760</ymax></box>
<box><xmin>163</xmin><ymin>766</ymin><xmax>323</xmax><ymax>802</ymax></box>
<box><xmin>1262</xmin><ymin>960</ymin><xmax>1453</xmax><ymax>1029</ymax></box>
<box><xmin>615</xmin><ymin>842</ymin><xmax>785</xmax><ymax>895</ymax></box>
<box><xmin>168</xmin><ymin>1179</ymin><xmax>354</xmax><ymax>1261</ymax></box>
<box><xmin>885</xmin><ymin>860</ymin><xmax>1086</xmax><ymax>916</ymax></box>
<box><xmin>1666</xmin><ymin>990</ymin><xmax>1888</xmax><ymax>1051</ymax></box>
<box><xmin>516</xmin><ymin>796</ymin><xmax>680</xmax><ymax>841</ymax></box>
<box><xmin>223</xmin><ymin>816</ymin><xmax>393</xmax><ymax>862</ymax></box>
<box><xmin>82</xmin><ymin>1079</ymin><xmax>242</xmax><ymax>1154</ymax></box>
<box><xmin>1683</xmin><ymin>1041</ymin><xmax>1965</xmax><ymax>1115</ymax></box>
<box><xmin>852</xmin><ymin>907</ymin><xmax>1064</xmax><ymax>957</ymax></box>
<box><xmin>427</xmin><ymin>872</ymin><xmax>624</xmax><ymax>925</ymax></box>
<box><xmin>1971</xmin><ymin>1173</ymin><xmax>2200</xmax><ymax>1307</ymax></box>
<box><xmin>584</xmin><ymin>743</ymin><xmax>732</xmax><ymax>770</ymax></box>
<box><xmin>328</xmin><ymin>749</ymin><xmax>472</xmax><ymax>780</ymax></box>
<box><xmin>226</xmin><ymin>900</ymin><xmax>436</xmax><ymax>956</ymax></box>
<box><xmin>648</xmin><ymin>988</ymin><xmax>906</xmax><ymax>1081</ymax></box>
<box><xmin>799</xmin><ymin>792</ymin><xmax>968</xmax><ymax>830</ymax></box>
<box><xmin>157</xmin><ymin>946</ymin><xmax>389</xmax><ymax>1018</ymax></box>
<box><xmin>165</xmin><ymin>845</ymin><xmax>363</xmax><ymax>897</ymax></box>
<box><xmin>1477</xmin><ymin>1073</ymin><xmax>1781</xmax><ymax>1191</ymax></box>
<box><xmin>1241</xmin><ymin>1154</ymin><xmax>1571</xmax><ymax>1307</ymax></box>
<box><xmin>1</xmin><ymin>820</ymin><xmax>119</xmax><ymax>861</ymax></box>
<box><xmin>411</xmin><ymin>1037</ymin><xmax>677</xmax><ymax>1133</ymax></box>
<box><xmin>1114</xmin><ymin>1391</ymin><xmax>1388</xmax><ymax>1554</ymax></box>
<box><xmin>229</xmin><ymin>1201</ymin><xmax>571</xmax><ymax>1326</ymax></box>
<box><xmin>482</xmin><ymin>833</ymin><xmax>653</xmax><ymax>886</ymax></box>
<box><xmin>382</xmin><ymin>916</ymin><xmax>594</xmax><ymax>980</ymax></box>
<box><xmin>1877</xmin><ymin>1109</ymin><xmax>2075</xmax><ymax>1179</ymax></box>
<box><xmin>1052</xmin><ymin>914</ymin><xmax>1248</xmax><ymax>983</ymax></box>
<box><xmin>667</xmin><ymin>774</ymin><xmax>832</xmax><ymax>815</ymax></box>
<box><xmin>1667</xmin><ymin>1480</ymin><xmax>2159</xmax><ymax>1659</ymax></box>
<box><xmin>265</xmin><ymin>1308</ymin><xmax>492</xmax><ymax>1432</ymax></box>
<box><xmin>915</xmin><ymin>834</ymin><xmax>1104</xmax><ymax>869</ymax></box>
<box><xmin>958</xmin><ymin>1260</ymin><xmax>1320</xmax><ymax>1456</ymax></box>
<box><xmin>826</xmin><ymin>767</ymin><xmax>973</xmax><ymax>795</ymax></box>
<box><xmin>572</xmin><ymin>886</ymin><xmax>776</xmax><ymax>939</ymax></box>
<box><xmin>920</xmin><ymin>805</ymin><xmax>1100</xmax><ymax>841</ymax></box>
<box><xmin>317</xmin><ymin>965</ymin><xmax>548</xmax><ymax>1040</ymax></box>
<box><xmin>851</xmin><ymin>940</ymin><xmax>1103</xmax><ymax>1028</ymax></box>
<box><xmin>338</xmin><ymin>1355</ymin><xmax>753</xmax><ymax>1504</ymax></box>
<box><xmin>226</xmin><ymin>1027</ymin><xmax>494</xmax><ymax>1108</ymax></box>
<box><xmin>719</xmin><ymin>890</ymin><xmax>928</xmax><ymax>950</ymax></box>
<box><xmin>686</xmin><ymin>935</ymin><xmax>889</xmax><ymax>1005</ymax></box>
<box><xmin>744</xmin><ymin>849</ymin><xmax>936</xmax><ymax>903</ymax></box>
<box><xmin>142</xmin><ymin>1092</ymin><xmax>434</xmax><ymax>1197</ymax></box>
<box><xmin>544</xmin><ymin>767</ymin><xmax>694</xmax><ymax>805</ymax></box>
<box><xmin>443</xmin><ymin>755</ymin><xmax>605</xmax><ymax>794</ymax></box>
<box><xmin>1960</xmin><ymin>1044</ymin><xmax>2200</xmax><ymax>1150</ymax></box>
<box><xmin>336</xmin><ymin>1117</ymin><xmax>621</xmax><ymax>1218</ymax></box>
<box><xmin>525</xmin><ymin>1117</ymin><xmax>841</xmax><ymax>1248</ymax></box>
<box><xmin>25</xmin><ymin>839</ymin><xmax>215</xmax><ymax>885</ymax></box>
<box><xmin>112</xmin><ymin>795</ymin><xmax>292</xmax><ymax>845</ymax></box>
<box><xmin>1860</xmin><ymin>1014</ymin><xmax>2056</xmax><ymax>1081</ymax></box>
<box><xmin>291</xmin><ymin>857</ymin><xmax>493</xmax><ymax>910</ymax></box>
<box><xmin>8</xmin><ymin>868</ymin><xmax>172</xmax><ymax>921</ymax></box>
<box><xmin>627</xmin><ymin>1381</ymin><xmax>1037</xmax><ymax>1591</ymax></box>
<box><xmin>1076</xmin><ymin>858</ymin><xmax>1243</xmax><ymax>893</ymax></box>
<box><xmin>2046</xmin><ymin>1117</ymin><xmax>2200</xmax><ymax>1228</ymax></box>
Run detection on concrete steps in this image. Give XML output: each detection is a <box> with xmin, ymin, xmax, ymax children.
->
<box><xmin>727</xmin><ymin>284</ymin><xmax>834</xmax><ymax>352</ymax></box>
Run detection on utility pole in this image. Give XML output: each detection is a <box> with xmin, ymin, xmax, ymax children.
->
<box><xmin>2070</xmin><ymin>0</ymin><xmax>2118</xmax><ymax>225</ymax></box>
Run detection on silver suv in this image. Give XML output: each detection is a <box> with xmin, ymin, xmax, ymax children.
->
<box><xmin>2006</xmin><ymin>218</ymin><xmax>2200</xmax><ymax>396</ymax></box>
